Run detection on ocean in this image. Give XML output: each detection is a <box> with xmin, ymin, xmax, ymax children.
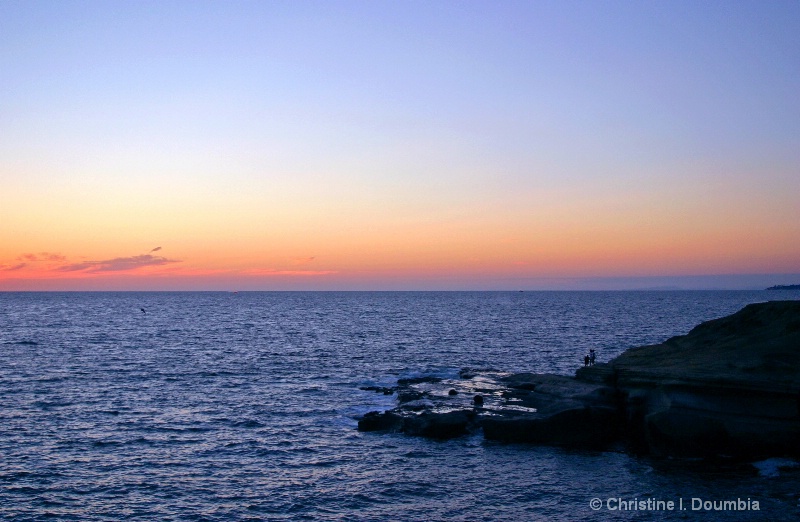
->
<box><xmin>1</xmin><ymin>290</ymin><xmax>799</xmax><ymax>521</ymax></box>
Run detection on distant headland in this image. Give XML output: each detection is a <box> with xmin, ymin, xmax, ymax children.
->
<box><xmin>767</xmin><ymin>284</ymin><xmax>800</xmax><ymax>290</ymax></box>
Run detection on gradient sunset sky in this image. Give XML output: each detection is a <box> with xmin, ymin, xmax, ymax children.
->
<box><xmin>2</xmin><ymin>1</ymin><xmax>799</xmax><ymax>290</ymax></box>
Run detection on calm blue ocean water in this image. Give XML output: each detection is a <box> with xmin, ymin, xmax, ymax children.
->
<box><xmin>1</xmin><ymin>291</ymin><xmax>799</xmax><ymax>521</ymax></box>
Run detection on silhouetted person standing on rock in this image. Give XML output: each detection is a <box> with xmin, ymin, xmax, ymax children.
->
<box><xmin>590</xmin><ymin>349</ymin><xmax>596</xmax><ymax>365</ymax></box>
<box><xmin>584</xmin><ymin>354</ymin><xmax>590</xmax><ymax>367</ymax></box>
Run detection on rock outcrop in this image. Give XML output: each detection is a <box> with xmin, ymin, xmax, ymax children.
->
<box><xmin>480</xmin><ymin>373</ymin><xmax>620</xmax><ymax>447</ymax></box>
<box><xmin>357</xmin><ymin>300</ymin><xmax>800</xmax><ymax>460</ymax></box>
<box><xmin>609</xmin><ymin>300</ymin><xmax>800</xmax><ymax>458</ymax></box>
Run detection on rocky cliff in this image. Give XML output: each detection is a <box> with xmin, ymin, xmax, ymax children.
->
<box><xmin>358</xmin><ymin>300</ymin><xmax>800</xmax><ymax>460</ymax></box>
<box><xmin>604</xmin><ymin>300</ymin><xmax>800</xmax><ymax>458</ymax></box>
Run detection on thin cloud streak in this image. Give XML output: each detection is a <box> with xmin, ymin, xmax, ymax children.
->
<box><xmin>18</xmin><ymin>252</ymin><xmax>67</xmax><ymax>263</ymax></box>
<box><xmin>1</xmin><ymin>263</ymin><xmax>27</xmax><ymax>271</ymax></box>
<box><xmin>1</xmin><ymin>247</ymin><xmax>338</xmax><ymax>280</ymax></box>
<box><xmin>56</xmin><ymin>254</ymin><xmax>180</xmax><ymax>273</ymax></box>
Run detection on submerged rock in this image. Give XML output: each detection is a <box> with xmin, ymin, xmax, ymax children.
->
<box><xmin>397</xmin><ymin>390</ymin><xmax>425</xmax><ymax>404</ymax></box>
<box><xmin>400</xmin><ymin>399</ymin><xmax>435</xmax><ymax>411</ymax></box>
<box><xmin>357</xmin><ymin>408</ymin><xmax>477</xmax><ymax>439</ymax></box>
<box><xmin>397</xmin><ymin>376</ymin><xmax>443</xmax><ymax>386</ymax></box>
<box><xmin>358</xmin><ymin>410</ymin><xmax>404</xmax><ymax>433</ymax></box>
<box><xmin>360</xmin><ymin>385</ymin><xmax>395</xmax><ymax>395</ymax></box>
<box><xmin>403</xmin><ymin>410</ymin><xmax>476</xmax><ymax>439</ymax></box>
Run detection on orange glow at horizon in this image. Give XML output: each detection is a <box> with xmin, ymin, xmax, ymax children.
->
<box><xmin>2</xmin><ymin>3</ymin><xmax>799</xmax><ymax>290</ymax></box>
<box><xmin>2</xmin><ymin>209</ymin><xmax>799</xmax><ymax>291</ymax></box>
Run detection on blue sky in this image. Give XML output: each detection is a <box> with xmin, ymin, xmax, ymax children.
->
<box><xmin>1</xmin><ymin>1</ymin><xmax>799</xmax><ymax>290</ymax></box>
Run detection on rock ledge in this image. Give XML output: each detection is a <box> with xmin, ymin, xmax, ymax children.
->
<box><xmin>357</xmin><ymin>301</ymin><xmax>800</xmax><ymax>459</ymax></box>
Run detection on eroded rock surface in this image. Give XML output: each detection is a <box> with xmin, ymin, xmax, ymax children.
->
<box><xmin>609</xmin><ymin>300</ymin><xmax>800</xmax><ymax>458</ymax></box>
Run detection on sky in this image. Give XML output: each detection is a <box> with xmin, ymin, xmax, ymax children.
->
<box><xmin>1</xmin><ymin>0</ymin><xmax>799</xmax><ymax>291</ymax></box>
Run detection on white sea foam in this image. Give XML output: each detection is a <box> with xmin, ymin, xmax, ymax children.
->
<box><xmin>752</xmin><ymin>458</ymin><xmax>800</xmax><ymax>478</ymax></box>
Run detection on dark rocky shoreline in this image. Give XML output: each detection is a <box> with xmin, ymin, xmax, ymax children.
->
<box><xmin>358</xmin><ymin>300</ymin><xmax>800</xmax><ymax>460</ymax></box>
